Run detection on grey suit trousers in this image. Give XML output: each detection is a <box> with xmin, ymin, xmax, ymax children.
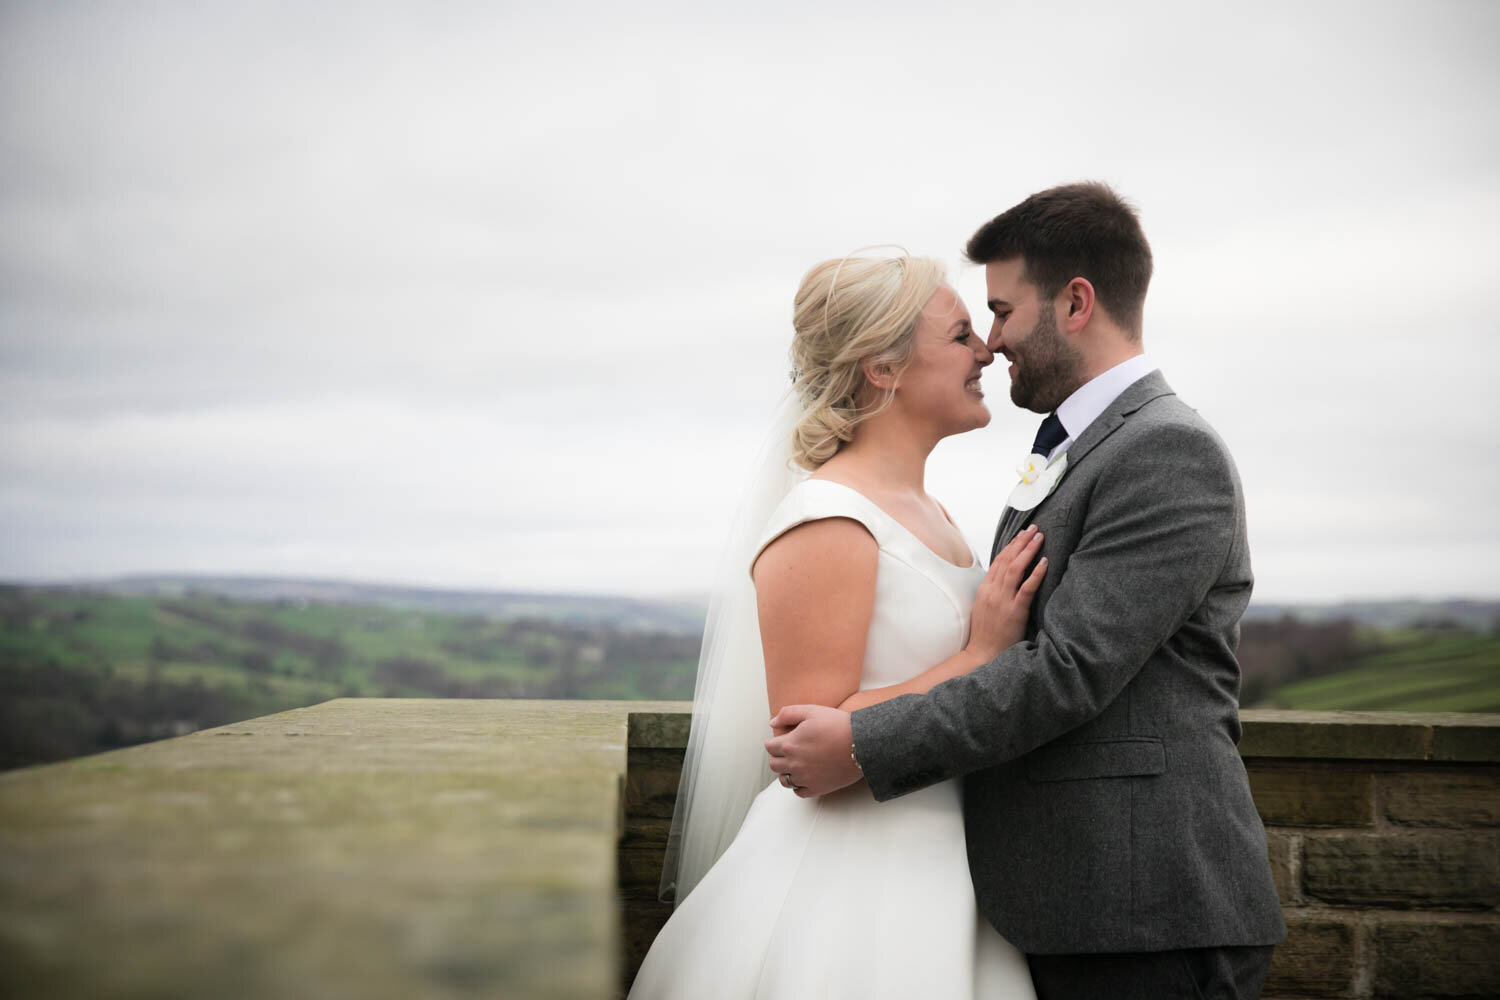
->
<box><xmin>1029</xmin><ymin>945</ymin><xmax>1275</xmax><ymax>999</ymax></box>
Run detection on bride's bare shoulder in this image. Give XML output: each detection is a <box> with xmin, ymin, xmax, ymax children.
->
<box><xmin>752</xmin><ymin>512</ymin><xmax>876</xmax><ymax>586</ymax></box>
<box><xmin>752</xmin><ymin>455</ymin><xmax>883</xmax><ymax>585</ymax></box>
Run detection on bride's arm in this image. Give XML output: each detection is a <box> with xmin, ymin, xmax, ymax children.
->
<box><xmin>753</xmin><ymin>517</ymin><xmax>879</xmax><ymax>737</ymax></box>
<box><xmin>838</xmin><ymin>525</ymin><xmax>1047</xmax><ymax>713</ymax></box>
<box><xmin>754</xmin><ymin>520</ymin><xmax>1047</xmax><ymax>732</ymax></box>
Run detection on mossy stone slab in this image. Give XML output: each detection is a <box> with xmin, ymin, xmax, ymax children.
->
<box><xmin>626</xmin><ymin>708</ymin><xmax>691</xmax><ymax>749</ymax></box>
<box><xmin>0</xmin><ymin>698</ymin><xmax>679</xmax><ymax>1000</ymax></box>
<box><xmin>624</xmin><ymin>707</ymin><xmax>1500</xmax><ymax>763</ymax></box>
<box><xmin>1240</xmin><ymin>710</ymin><xmax>1500</xmax><ymax>762</ymax></box>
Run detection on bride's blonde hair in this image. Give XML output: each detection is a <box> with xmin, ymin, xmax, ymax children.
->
<box><xmin>789</xmin><ymin>251</ymin><xmax>946</xmax><ymax>469</ymax></box>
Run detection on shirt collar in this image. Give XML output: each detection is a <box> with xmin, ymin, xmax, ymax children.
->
<box><xmin>1053</xmin><ymin>353</ymin><xmax>1157</xmax><ymax>447</ymax></box>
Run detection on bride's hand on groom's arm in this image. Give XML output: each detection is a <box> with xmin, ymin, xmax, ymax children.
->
<box><xmin>764</xmin><ymin>704</ymin><xmax>861</xmax><ymax>798</ymax></box>
<box><xmin>966</xmin><ymin>525</ymin><xmax>1048</xmax><ymax>661</ymax></box>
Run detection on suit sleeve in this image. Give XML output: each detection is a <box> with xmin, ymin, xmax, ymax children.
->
<box><xmin>850</xmin><ymin>419</ymin><xmax>1241</xmax><ymax>801</ymax></box>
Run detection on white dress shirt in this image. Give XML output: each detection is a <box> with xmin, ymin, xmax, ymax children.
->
<box><xmin>1044</xmin><ymin>353</ymin><xmax>1158</xmax><ymax>460</ymax></box>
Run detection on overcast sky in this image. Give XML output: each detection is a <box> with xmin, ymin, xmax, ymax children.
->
<box><xmin>1</xmin><ymin>0</ymin><xmax>1497</xmax><ymax>603</ymax></box>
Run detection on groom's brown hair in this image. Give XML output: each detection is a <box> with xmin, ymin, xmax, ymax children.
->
<box><xmin>966</xmin><ymin>182</ymin><xmax>1153</xmax><ymax>336</ymax></box>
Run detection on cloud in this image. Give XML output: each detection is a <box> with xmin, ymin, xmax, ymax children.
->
<box><xmin>1</xmin><ymin>0</ymin><xmax>1497</xmax><ymax>600</ymax></box>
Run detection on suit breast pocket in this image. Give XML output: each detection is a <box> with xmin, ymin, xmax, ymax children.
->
<box><xmin>1027</xmin><ymin>501</ymin><xmax>1073</xmax><ymax>538</ymax></box>
<box><xmin>1025</xmin><ymin>737</ymin><xmax>1166</xmax><ymax>783</ymax></box>
<box><xmin>1021</xmin><ymin>502</ymin><xmax>1074</xmax><ymax>590</ymax></box>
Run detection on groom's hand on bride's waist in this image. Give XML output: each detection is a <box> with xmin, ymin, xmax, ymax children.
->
<box><xmin>764</xmin><ymin>705</ymin><xmax>862</xmax><ymax>797</ymax></box>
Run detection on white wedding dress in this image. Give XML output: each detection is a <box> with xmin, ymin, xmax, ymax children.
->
<box><xmin>629</xmin><ymin>479</ymin><xmax>1035</xmax><ymax>1000</ymax></box>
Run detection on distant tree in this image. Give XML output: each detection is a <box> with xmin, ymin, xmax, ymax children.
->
<box><xmin>1237</xmin><ymin>615</ymin><xmax>1363</xmax><ymax>706</ymax></box>
<box><xmin>523</xmin><ymin>643</ymin><xmax>556</xmax><ymax>667</ymax></box>
<box><xmin>311</xmin><ymin>638</ymin><xmax>347</xmax><ymax>674</ymax></box>
<box><xmin>1410</xmin><ymin>616</ymin><xmax>1471</xmax><ymax>634</ymax></box>
<box><xmin>372</xmin><ymin>656</ymin><xmax>454</xmax><ymax>696</ymax></box>
<box><xmin>239</xmin><ymin>649</ymin><xmax>274</xmax><ymax>674</ymax></box>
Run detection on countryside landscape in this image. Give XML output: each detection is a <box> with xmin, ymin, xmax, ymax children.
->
<box><xmin>3</xmin><ymin>577</ymin><xmax>1497</xmax><ymax>771</ymax></box>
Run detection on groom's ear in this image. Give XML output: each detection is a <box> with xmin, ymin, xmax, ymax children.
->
<box><xmin>1061</xmin><ymin>277</ymin><xmax>1096</xmax><ymax>334</ymax></box>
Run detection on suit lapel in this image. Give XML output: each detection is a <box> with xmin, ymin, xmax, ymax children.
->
<box><xmin>1063</xmin><ymin>369</ymin><xmax>1175</xmax><ymax>468</ymax></box>
<box><xmin>989</xmin><ymin>370</ymin><xmax>1176</xmax><ymax>562</ymax></box>
<box><xmin>990</xmin><ymin>507</ymin><xmax>1021</xmax><ymax>561</ymax></box>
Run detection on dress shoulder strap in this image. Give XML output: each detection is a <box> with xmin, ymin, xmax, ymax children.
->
<box><xmin>749</xmin><ymin>479</ymin><xmax>894</xmax><ymax>578</ymax></box>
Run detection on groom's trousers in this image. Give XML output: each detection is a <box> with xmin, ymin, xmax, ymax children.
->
<box><xmin>1027</xmin><ymin>944</ymin><xmax>1275</xmax><ymax>1000</ymax></box>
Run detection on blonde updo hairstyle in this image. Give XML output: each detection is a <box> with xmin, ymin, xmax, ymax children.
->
<box><xmin>789</xmin><ymin>252</ymin><xmax>946</xmax><ymax>469</ymax></box>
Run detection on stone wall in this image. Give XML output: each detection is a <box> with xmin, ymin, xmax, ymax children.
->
<box><xmin>617</xmin><ymin>711</ymin><xmax>693</xmax><ymax>996</ymax></box>
<box><xmin>1241</xmin><ymin>712</ymin><xmax>1500</xmax><ymax>999</ymax></box>
<box><xmin>2</xmin><ymin>701</ymin><xmax>1493</xmax><ymax>998</ymax></box>
<box><xmin>620</xmin><ymin>710</ymin><xmax>1500</xmax><ymax>1000</ymax></box>
<box><xmin>0</xmin><ymin>698</ymin><xmax>687</xmax><ymax>1000</ymax></box>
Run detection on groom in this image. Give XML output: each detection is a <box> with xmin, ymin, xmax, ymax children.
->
<box><xmin>765</xmin><ymin>183</ymin><xmax>1286</xmax><ymax>999</ymax></box>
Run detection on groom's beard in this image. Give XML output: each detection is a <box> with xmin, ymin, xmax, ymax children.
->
<box><xmin>1008</xmin><ymin>305</ymin><xmax>1086</xmax><ymax>414</ymax></box>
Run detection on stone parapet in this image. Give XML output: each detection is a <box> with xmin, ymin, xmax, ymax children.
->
<box><xmin>2</xmin><ymin>702</ymin><xmax>1495</xmax><ymax>998</ymax></box>
<box><xmin>623</xmin><ymin>708</ymin><xmax>1500</xmax><ymax>999</ymax></box>
<box><xmin>1237</xmin><ymin>711</ymin><xmax>1500</xmax><ymax>999</ymax></box>
<box><xmin>0</xmin><ymin>698</ymin><xmax>685</xmax><ymax>1000</ymax></box>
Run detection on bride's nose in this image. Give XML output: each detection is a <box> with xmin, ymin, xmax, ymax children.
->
<box><xmin>974</xmin><ymin>337</ymin><xmax>995</xmax><ymax>366</ymax></box>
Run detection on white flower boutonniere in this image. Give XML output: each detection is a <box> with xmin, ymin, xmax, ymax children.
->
<box><xmin>1005</xmin><ymin>450</ymin><xmax>1068</xmax><ymax>513</ymax></box>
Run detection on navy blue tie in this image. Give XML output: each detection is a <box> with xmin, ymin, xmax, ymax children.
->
<box><xmin>1030</xmin><ymin>413</ymin><xmax>1068</xmax><ymax>457</ymax></box>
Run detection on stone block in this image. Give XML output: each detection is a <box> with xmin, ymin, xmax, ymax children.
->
<box><xmin>622</xmin><ymin>747</ymin><xmax>686</xmax><ymax>820</ymax></box>
<box><xmin>1248</xmin><ymin>765</ymin><xmax>1375</xmax><ymax>827</ymax></box>
<box><xmin>0</xmin><ymin>698</ymin><xmax>654</xmax><ymax>1000</ymax></box>
<box><xmin>1429</xmin><ymin>716</ymin><xmax>1500</xmax><ymax>763</ymax></box>
<box><xmin>620</xmin><ymin>814</ymin><xmax>671</xmax><ymax>849</ymax></box>
<box><xmin>620</xmin><ymin>895</ymin><xmax>674</xmax><ymax>995</ymax></box>
<box><xmin>1264</xmin><ymin>916</ymin><xmax>1357</xmax><ymax>997</ymax></box>
<box><xmin>1304</xmin><ymin>832</ymin><xmax>1500</xmax><ymax>909</ymax></box>
<box><xmin>1266</xmin><ymin>832</ymin><xmax>1301</xmax><ymax>904</ymax></box>
<box><xmin>1383</xmin><ymin>770</ymin><xmax>1500</xmax><ymax>828</ymax></box>
<box><xmin>617</xmin><ymin>844</ymin><xmax>668</xmax><ymax>899</ymax></box>
<box><xmin>627</xmin><ymin>710</ymin><xmax>692</xmax><ymax>749</ymax></box>
<box><xmin>1374</xmin><ymin>919</ymin><xmax>1500</xmax><ymax>998</ymax></box>
<box><xmin>1240</xmin><ymin>711</ymin><xmax>1433</xmax><ymax>760</ymax></box>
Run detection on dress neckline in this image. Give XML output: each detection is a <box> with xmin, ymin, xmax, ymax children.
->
<box><xmin>803</xmin><ymin>478</ymin><xmax>977</xmax><ymax>571</ymax></box>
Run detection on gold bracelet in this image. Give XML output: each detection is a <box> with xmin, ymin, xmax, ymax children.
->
<box><xmin>850</xmin><ymin>742</ymin><xmax>863</xmax><ymax>773</ymax></box>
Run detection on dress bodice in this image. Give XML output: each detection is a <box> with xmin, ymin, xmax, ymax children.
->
<box><xmin>629</xmin><ymin>478</ymin><xmax>1034</xmax><ymax>1000</ymax></box>
<box><xmin>752</xmin><ymin>479</ymin><xmax>985</xmax><ymax>691</ymax></box>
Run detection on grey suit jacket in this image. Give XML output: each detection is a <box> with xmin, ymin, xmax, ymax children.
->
<box><xmin>850</xmin><ymin>370</ymin><xmax>1286</xmax><ymax>955</ymax></box>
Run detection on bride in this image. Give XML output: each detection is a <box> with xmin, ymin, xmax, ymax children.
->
<box><xmin>629</xmin><ymin>253</ymin><xmax>1044</xmax><ymax>999</ymax></box>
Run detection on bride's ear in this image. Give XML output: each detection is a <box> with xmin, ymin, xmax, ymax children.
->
<box><xmin>862</xmin><ymin>360</ymin><xmax>898</xmax><ymax>393</ymax></box>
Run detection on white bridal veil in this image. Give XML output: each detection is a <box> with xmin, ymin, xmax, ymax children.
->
<box><xmin>658</xmin><ymin>391</ymin><xmax>808</xmax><ymax>904</ymax></box>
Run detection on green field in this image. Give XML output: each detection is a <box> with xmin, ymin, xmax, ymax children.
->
<box><xmin>4</xmin><ymin>584</ymin><xmax>1497</xmax><ymax>771</ymax></box>
<box><xmin>1259</xmin><ymin>630</ymin><xmax>1500</xmax><ymax>712</ymax></box>
<box><xmin>0</xmin><ymin>586</ymin><xmax>698</xmax><ymax>769</ymax></box>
